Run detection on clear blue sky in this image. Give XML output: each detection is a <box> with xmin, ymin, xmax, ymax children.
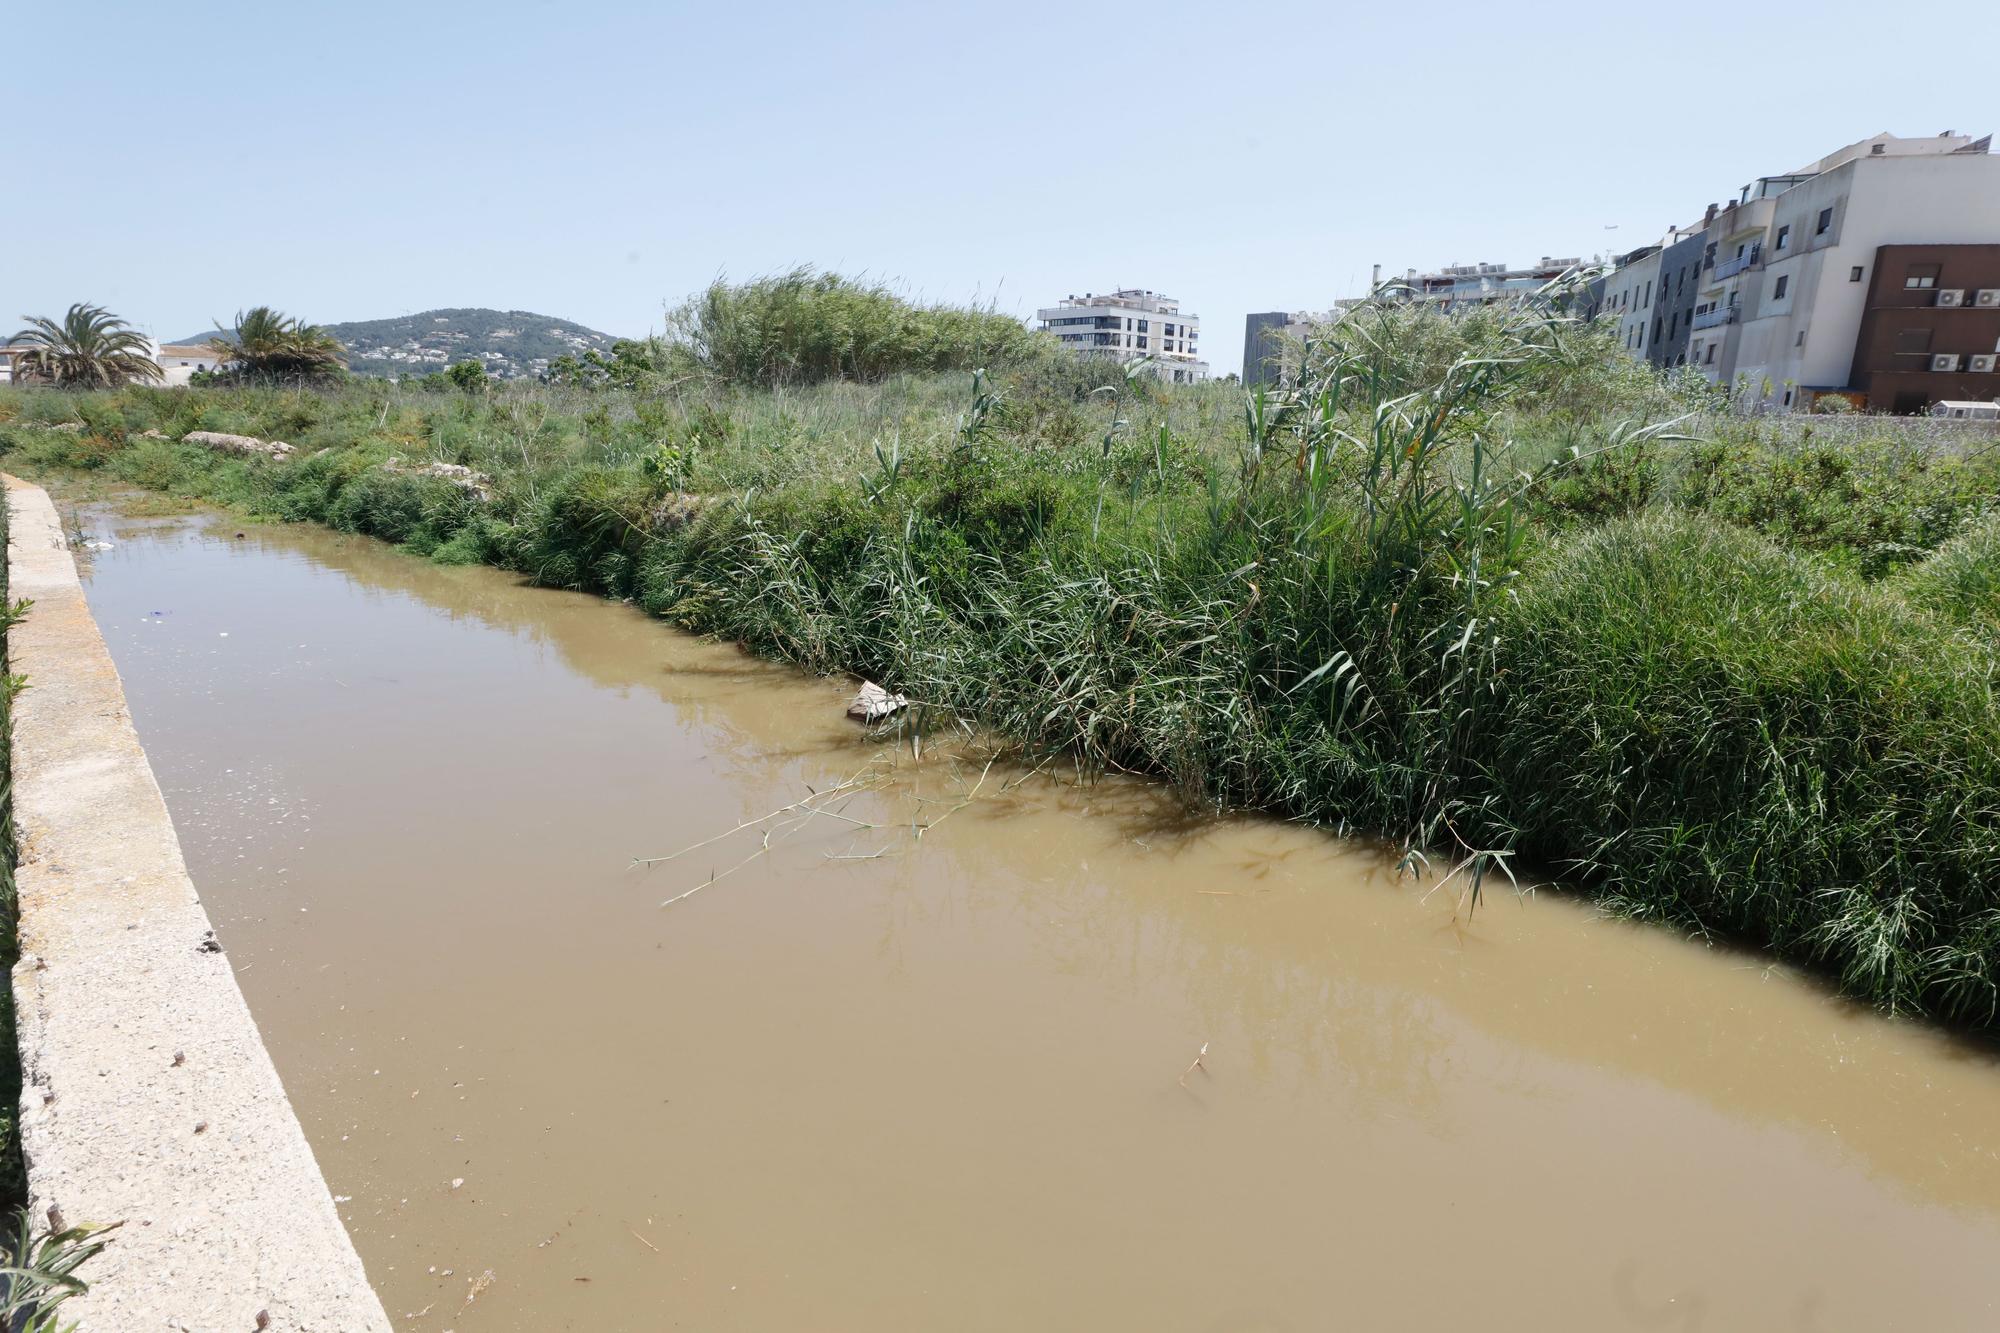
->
<box><xmin>10</xmin><ymin>1</ymin><xmax>1994</xmax><ymax>375</ymax></box>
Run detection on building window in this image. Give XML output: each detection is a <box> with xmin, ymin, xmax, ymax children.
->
<box><xmin>1894</xmin><ymin>328</ymin><xmax>1933</xmax><ymax>356</ymax></box>
<box><xmin>1816</xmin><ymin>206</ymin><xmax>1834</xmax><ymax>235</ymax></box>
<box><xmin>1796</xmin><ymin>331</ymin><xmax>1805</xmax><ymax>347</ymax></box>
<box><xmin>1850</xmin><ymin>266</ymin><xmax>1864</xmax><ymax>282</ymax></box>
<box><xmin>1775</xmin><ymin>225</ymin><xmax>1790</xmax><ymax>252</ymax></box>
<box><xmin>1705</xmin><ymin>344</ymin><xmax>1716</xmax><ymax>364</ymax></box>
<box><xmin>1905</xmin><ymin>264</ymin><xmax>1940</xmax><ymax>289</ymax></box>
<box><xmin>1773</xmin><ymin>275</ymin><xmax>1789</xmax><ymax>300</ymax></box>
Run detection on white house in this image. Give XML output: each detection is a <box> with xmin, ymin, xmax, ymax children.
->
<box><xmin>151</xmin><ymin>342</ymin><xmax>229</xmax><ymax>385</ymax></box>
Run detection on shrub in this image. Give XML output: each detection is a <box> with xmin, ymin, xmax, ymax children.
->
<box><xmin>663</xmin><ymin>268</ymin><xmax>1050</xmax><ymax>387</ymax></box>
<box><xmin>1488</xmin><ymin>513</ymin><xmax>2000</xmax><ymax>1021</ymax></box>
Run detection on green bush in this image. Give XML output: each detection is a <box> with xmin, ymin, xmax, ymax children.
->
<box><xmin>663</xmin><ymin>268</ymin><xmax>1051</xmax><ymax>387</ymax></box>
<box><xmin>1489</xmin><ymin>513</ymin><xmax>2000</xmax><ymax>1021</ymax></box>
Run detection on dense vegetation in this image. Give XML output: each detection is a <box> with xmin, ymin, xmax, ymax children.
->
<box><xmin>656</xmin><ymin>268</ymin><xmax>1049</xmax><ymax>387</ymax></box>
<box><xmin>6</xmin><ymin>291</ymin><xmax>2000</xmax><ymax>1032</ymax></box>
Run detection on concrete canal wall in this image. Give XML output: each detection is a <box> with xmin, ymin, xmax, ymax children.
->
<box><xmin>3</xmin><ymin>478</ymin><xmax>389</xmax><ymax>1331</ymax></box>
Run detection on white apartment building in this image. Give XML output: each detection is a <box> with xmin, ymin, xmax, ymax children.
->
<box><xmin>1687</xmin><ymin>131</ymin><xmax>2000</xmax><ymax>405</ymax></box>
<box><xmin>1603</xmin><ymin>245</ymin><xmax>1664</xmax><ymax>358</ymax></box>
<box><xmin>1035</xmin><ymin>289</ymin><xmax>1208</xmax><ymax>383</ymax></box>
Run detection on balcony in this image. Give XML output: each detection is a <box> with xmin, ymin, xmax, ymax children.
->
<box><xmin>1713</xmin><ymin>245</ymin><xmax>1763</xmax><ymax>280</ymax></box>
<box><xmin>1692</xmin><ymin>307</ymin><xmax>1738</xmax><ymax>331</ymax></box>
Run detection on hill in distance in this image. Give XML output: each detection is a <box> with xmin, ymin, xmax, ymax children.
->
<box><xmin>181</xmin><ymin>308</ymin><xmax>628</xmax><ymax>380</ymax></box>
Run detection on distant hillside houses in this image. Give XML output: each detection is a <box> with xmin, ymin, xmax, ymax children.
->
<box><xmin>173</xmin><ymin>309</ymin><xmax>625</xmax><ymax>382</ymax></box>
<box><xmin>325</xmin><ymin>309</ymin><xmax>620</xmax><ymax>380</ymax></box>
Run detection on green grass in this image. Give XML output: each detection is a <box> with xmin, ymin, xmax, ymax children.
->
<box><xmin>5</xmin><ymin>297</ymin><xmax>2000</xmax><ymax>1031</ymax></box>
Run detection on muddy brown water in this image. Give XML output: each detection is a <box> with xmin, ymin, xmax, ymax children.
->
<box><xmin>67</xmin><ymin>498</ymin><xmax>2000</xmax><ymax>1331</ymax></box>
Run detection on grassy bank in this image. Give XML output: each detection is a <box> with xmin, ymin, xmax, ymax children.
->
<box><xmin>6</xmin><ymin>299</ymin><xmax>2000</xmax><ymax>1029</ymax></box>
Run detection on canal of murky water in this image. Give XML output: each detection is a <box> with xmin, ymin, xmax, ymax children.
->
<box><xmin>69</xmin><ymin>497</ymin><xmax>2000</xmax><ymax>1330</ymax></box>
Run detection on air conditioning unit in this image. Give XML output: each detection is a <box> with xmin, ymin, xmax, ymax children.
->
<box><xmin>1936</xmin><ymin>289</ymin><xmax>1967</xmax><ymax>307</ymax></box>
<box><xmin>1975</xmin><ymin>289</ymin><xmax>2000</xmax><ymax>308</ymax></box>
<box><xmin>1932</xmin><ymin>353</ymin><xmax>1964</xmax><ymax>372</ymax></box>
<box><xmin>1972</xmin><ymin>354</ymin><xmax>1999</xmax><ymax>373</ymax></box>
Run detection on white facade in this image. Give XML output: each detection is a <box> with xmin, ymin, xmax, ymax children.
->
<box><xmin>1676</xmin><ymin>131</ymin><xmax>2000</xmax><ymax>405</ymax></box>
<box><xmin>1603</xmin><ymin>247</ymin><xmax>1664</xmax><ymax>359</ymax></box>
<box><xmin>1035</xmin><ymin>289</ymin><xmax>1209</xmax><ymax>383</ymax></box>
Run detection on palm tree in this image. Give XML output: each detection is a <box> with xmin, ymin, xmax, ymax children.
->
<box><xmin>7</xmin><ymin>304</ymin><xmax>163</xmax><ymax>388</ymax></box>
<box><xmin>209</xmin><ymin>307</ymin><xmax>345</xmax><ymax>382</ymax></box>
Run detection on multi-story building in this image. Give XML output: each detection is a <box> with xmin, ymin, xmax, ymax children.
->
<box><xmin>1726</xmin><ymin>133</ymin><xmax>2000</xmax><ymax>408</ymax></box>
<box><xmin>1035</xmin><ymin>289</ymin><xmax>1208</xmax><ymax>383</ymax></box>
<box><xmin>1845</xmin><ymin>245</ymin><xmax>2000</xmax><ymax>414</ymax></box>
<box><xmin>1644</xmin><ymin>227</ymin><xmax>1706</xmax><ymax>370</ymax></box>
<box><xmin>1686</xmin><ymin>185</ymin><xmax>1786</xmax><ymax>386</ymax></box>
<box><xmin>1242</xmin><ymin>308</ymin><xmax>1344</xmax><ymax>388</ymax></box>
<box><xmin>1380</xmin><ymin>257</ymin><xmax>1583</xmax><ymax>310</ymax></box>
<box><xmin>1618</xmin><ymin>130</ymin><xmax>2000</xmax><ymax>410</ymax></box>
<box><xmin>1602</xmin><ymin>244</ymin><xmax>1663</xmax><ymax>359</ymax></box>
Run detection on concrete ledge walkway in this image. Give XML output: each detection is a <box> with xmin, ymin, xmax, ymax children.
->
<box><xmin>5</xmin><ymin>478</ymin><xmax>390</xmax><ymax>1332</ymax></box>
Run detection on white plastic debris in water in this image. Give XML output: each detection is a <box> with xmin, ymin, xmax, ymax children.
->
<box><xmin>846</xmin><ymin>681</ymin><xmax>908</xmax><ymax>723</ymax></box>
<box><xmin>81</xmin><ymin>540</ymin><xmax>114</xmax><ymax>551</ymax></box>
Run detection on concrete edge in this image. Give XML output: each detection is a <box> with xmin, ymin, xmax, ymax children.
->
<box><xmin>4</xmin><ymin>477</ymin><xmax>391</xmax><ymax>1331</ymax></box>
